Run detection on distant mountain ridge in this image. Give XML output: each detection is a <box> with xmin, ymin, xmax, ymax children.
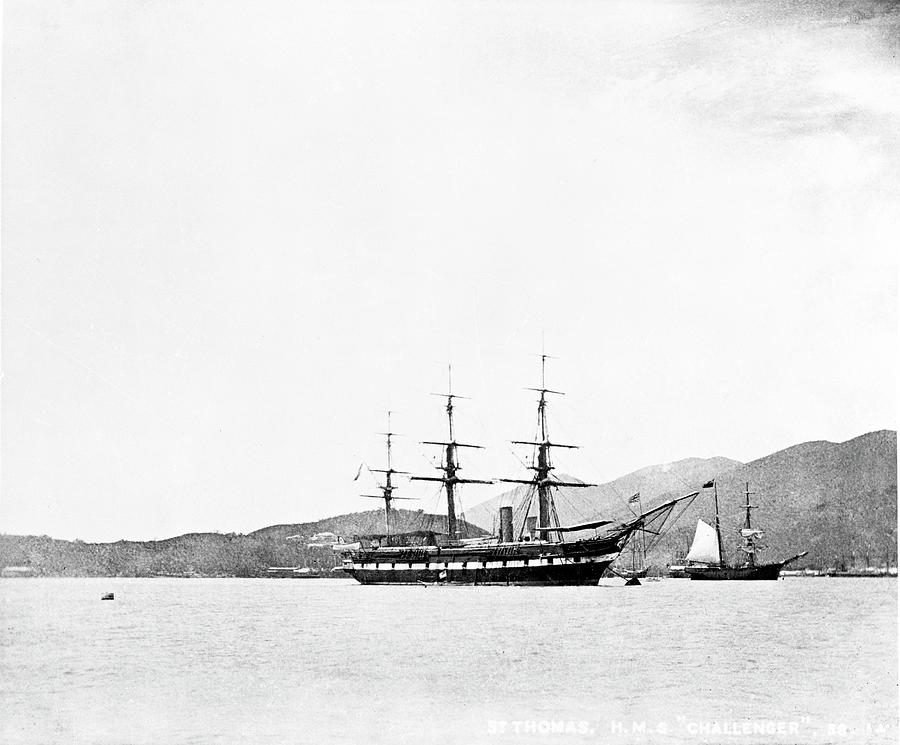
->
<box><xmin>467</xmin><ymin>430</ymin><xmax>896</xmax><ymax>568</ymax></box>
<box><xmin>1</xmin><ymin>431</ymin><xmax>894</xmax><ymax>575</ymax></box>
<box><xmin>0</xmin><ymin>510</ymin><xmax>487</xmax><ymax>578</ymax></box>
<box><xmin>693</xmin><ymin>429</ymin><xmax>896</xmax><ymax>567</ymax></box>
<box><xmin>464</xmin><ymin>455</ymin><xmax>743</xmax><ymax>532</ymax></box>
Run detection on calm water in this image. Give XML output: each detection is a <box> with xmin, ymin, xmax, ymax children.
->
<box><xmin>1</xmin><ymin>578</ymin><xmax>896</xmax><ymax>745</ymax></box>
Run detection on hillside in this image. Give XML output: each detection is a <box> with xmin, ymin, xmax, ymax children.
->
<box><xmin>467</xmin><ymin>431</ymin><xmax>897</xmax><ymax>568</ymax></box>
<box><xmin>0</xmin><ymin>509</ymin><xmax>487</xmax><ymax>578</ymax></box>
<box><xmin>682</xmin><ymin>430</ymin><xmax>897</xmax><ymax>568</ymax></box>
<box><xmin>248</xmin><ymin>507</ymin><xmax>486</xmax><ymax>541</ymax></box>
<box><xmin>2</xmin><ymin>432</ymin><xmax>894</xmax><ymax>576</ymax></box>
<box><xmin>464</xmin><ymin>455</ymin><xmax>742</xmax><ymax>533</ymax></box>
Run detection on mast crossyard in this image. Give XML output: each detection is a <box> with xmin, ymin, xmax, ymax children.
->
<box><xmin>411</xmin><ymin>368</ymin><xmax>494</xmax><ymax>541</ymax></box>
<box><xmin>360</xmin><ymin>412</ymin><xmax>418</xmax><ymax>535</ymax></box>
<box><xmin>506</xmin><ymin>354</ymin><xmax>595</xmax><ymax>542</ymax></box>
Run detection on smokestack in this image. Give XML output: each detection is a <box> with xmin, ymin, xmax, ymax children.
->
<box><xmin>499</xmin><ymin>506</ymin><xmax>513</xmax><ymax>543</ymax></box>
<box><xmin>525</xmin><ymin>516</ymin><xmax>537</xmax><ymax>541</ymax></box>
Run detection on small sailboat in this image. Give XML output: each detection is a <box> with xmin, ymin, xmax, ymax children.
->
<box><xmin>685</xmin><ymin>481</ymin><xmax>807</xmax><ymax>580</ymax></box>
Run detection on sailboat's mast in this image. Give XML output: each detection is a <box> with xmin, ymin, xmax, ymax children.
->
<box><xmin>744</xmin><ymin>481</ymin><xmax>755</xmax><ymax>568</ymax></box>
<box><xmin>637</xmin><ymin>493</ymin><xmax>646</xmax><ymax>567</ymax></box>
<box><xmin>713</xmin><ymin>480</ymin><xmax>725</xmax><ymax>566</ymax></box>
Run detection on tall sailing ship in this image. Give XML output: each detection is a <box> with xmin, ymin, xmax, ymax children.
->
<box><xmin>684</xmin><ymin>480</ymin><xmax>807</xmax><ymax>580</ymax></box>
<box><xmin>339</xmin><ymin>357</ymin><xmax>700</xmax><ymax>586</ymax></box>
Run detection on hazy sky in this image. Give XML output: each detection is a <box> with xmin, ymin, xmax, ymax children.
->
<box><xmin>2</xmin><ymin>0</ymin><xmax>897</xmax><ymax>541</ymax></box>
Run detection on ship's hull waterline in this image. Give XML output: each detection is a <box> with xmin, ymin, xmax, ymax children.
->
<box><xmin>686</xmin><ymin>560</ymin><xmax>790</xmax><ymax>581</ymax></box>
<box><xmin>343</xmin><ymin>557</ymin><xmax>617</xmax><ymax>586</ymax></box>
<box><xmin>342</xmin><ymin>536</ymin><xmax>625</xmax><ymax>586</ymax></box>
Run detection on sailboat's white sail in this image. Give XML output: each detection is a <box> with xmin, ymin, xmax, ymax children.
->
<box><xmin>685</xmin><ymin>519</ymin><xmax>721</xmax><ymax>564</ymax></box>
<box><xmin>740</xmin><ymin>528</ymin><xmax>765</xmax><ymax>554</ymax></box>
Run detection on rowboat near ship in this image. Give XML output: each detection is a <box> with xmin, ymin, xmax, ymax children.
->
<box><xmin>610</xmin><ymin>493</ymin><xmax>650</xmax><ymax>584</ymax></box>
<box><xmin>338</xmin><ymin>358</ymin><xmax>700</xmax><ymax>586</ymax></box>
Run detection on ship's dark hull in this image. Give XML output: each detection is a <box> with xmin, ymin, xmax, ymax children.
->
<box><xmin>686</xmin><ymin>562</ymin><xmax>787</xmax><ymax>580</ymax></box>
<box><xmin>344</xmin><ymin>560</ymin><xmax>614</xmax><ymax>586</ymax></box>
<box><xmin>341</xmin><ymin>534</ymin><xmax>625</xmax><ymax>586</ymax></box>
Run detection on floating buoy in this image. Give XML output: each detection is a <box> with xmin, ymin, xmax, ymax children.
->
<box><xmin>101</xmin><ymin>592</ymin><xmax>115</xmax><ymax>600</ymax></box>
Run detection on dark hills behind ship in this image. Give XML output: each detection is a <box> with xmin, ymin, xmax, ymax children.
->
<box><xmin>464</xmin><ymin>429</ymin><xmax>897</xmax><ymax>568</ymax></box>
<box><xmin>0</xmin><ymin>511</ymin><xmax>489</xmax><ymax>578</ymax></box>
<box><xmin>1</xmin><ymin>430</ymin><xmax>895</xmax><ymax>576</ymax></box>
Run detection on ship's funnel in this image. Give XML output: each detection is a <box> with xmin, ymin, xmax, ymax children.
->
<box><xmin>525</xmin><ymin>516</ymin><xmax>537</xmax><ymax>541</ymax></box>
<box><xmin>499</xmin><ymin>506</ymin><xmax>514</xmax><ymax>543</ymax></box>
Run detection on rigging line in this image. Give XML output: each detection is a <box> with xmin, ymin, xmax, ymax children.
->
<box><xmin>515</xmin><ymin>484</ymin><xmax>538</xmax><ymax>539</ymax></box>
<box><xmin>417</xmin><ymin>449</ymin><xmax>440</xmax><ymax>470</ymax></box>
<box><xmin>426</xmin><ymin>483</ymin><xmax>444</xmax><ymax>517</ymax></box>
<box><xmin>545</xmin><ymin>479</ymin><xmax>593</xmax><ymax>523</ymax></box>
<box><xmin>509</xmin><ymin>482</ymin><xmax>532</xmax><ymax>514</ymax></box>
<box><xmin>646</xmin><ymin>494</ymin><xmax>702</xmax><ymax>553</ymax></box>
<box><xmin>602</xmin><ymin>477</ymin><xmax>633</xmax><ymax>512</ymax></box>
<box><xmin>9</xmin><ymin>316</ymin><xmax>154</xmax><ymax>414</ymax></box>
<box><xmin>505</xmin><ymin>443</ymin><xmax>533</xmax><ymax>474</ymax></box>
<box><xmin>429</xmin><ymin>483</ymin><xmax>451</xmax><ymax>533</ymax></box>
<box><xmin>656</xmin><ymin>462</ymin><xmax>704</xmax><ymax>498</ymax></box>
<box><xmin>567</xmin><ymin>492</ymin><xmax>595</xmax><ymax>524</ymax></box>
<box><xmin>549</xmin><ymin>499</ymin><xmax>563</xmax><ymax>541</ymax></box>
<box><xmin>718</xmin><ymin>508</ymin><xmax>748</xmax><ymax>521</ymax></box>
<box><xmin>456</xmin><ymin>492</ymin><xmax>467</xmax><ymax>536</ymax></box>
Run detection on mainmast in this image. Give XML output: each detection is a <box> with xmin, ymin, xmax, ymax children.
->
<box><xmin>743</xmin><ymin>481</ymin><xmax>757</xmax><ymax>568</ymax></box>
<box><xmin>713</xmin><ymin>479</ymin><xmax>725</xmax><ymax>566</ymax></box>
<box><xmin>501</xmin><ymin>354</ymin><xmax>595</xmax><ymax>542</ymax></box>
<box><xmin>629</xmin><ymin>493</ymin><xmax>646</xmax><ymax>570</ymax></box>
<box><xmin>360</xmin><ymin>412</ymin><xmax>414</xmax><ymax>535</ymax></box>
<box><xmin>412</xmin><ymin>366</ymin><xmax>493</xmax><ymax>540</ymax></box>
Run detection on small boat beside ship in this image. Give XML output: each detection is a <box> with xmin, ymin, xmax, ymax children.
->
<box><xmin>683</xmin><ymin>480</ymin><xmax>806</xmax><ymax>580</ymax></box>
<box><xmin>339</xmin><ymin>358</ymin><xmax>699</xmax><ymax>586</ymax></box>
<box><xmin>609</xmin><ymin>493</ymin><xmax>650</xmax><ymax>584</ymax></box>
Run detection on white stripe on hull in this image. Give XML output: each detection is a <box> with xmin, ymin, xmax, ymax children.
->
<box><xmin>348</xmin><ymin>554</ymin><xmax>618</xmax><ymax>572</ymax></box>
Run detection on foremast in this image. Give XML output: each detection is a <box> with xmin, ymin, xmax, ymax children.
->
<box><xmin>411</xmin><ymin>368</ymin><xmax>493</xmax><ymax>541</ymax></box>
<box><xmin>501</xmin><ymin>355</ymin><xmax>595</xmax><ymax>542</ymax></box>
<box><xmin>360</xmin><ymin>412</ymin><xmax>414</xmax><ymax>535</ymax></box>
<box><xmin>741</xmin><ymin>481</ymin><xmax>764</xmax><ymax>567</ymax></box>
<box><xmin>712</xmin><ymin>479</ymin><xmax>726</xmax><ymax>566</ymax></box>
